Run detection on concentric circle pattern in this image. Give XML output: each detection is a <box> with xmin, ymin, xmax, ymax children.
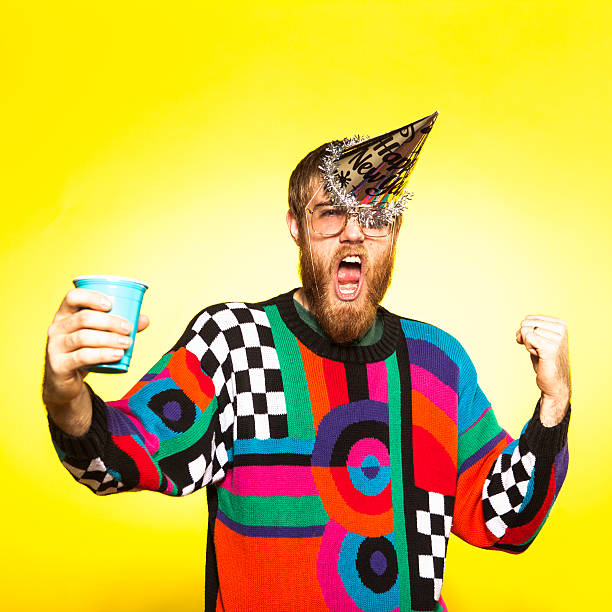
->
<box><xmin>148</xmin><ymin>388</ymin><xmax>197</xmax><ymax>433</ymax></box>
<box><xmin>317</xmin><ymin>520</ymin><xmax>400</xmax><ymax>612</ymax></box>
<box><xmin>314</xmin><ymin>400</ymin><xmax>399</xmax><ymax>610</ymax></box>
<box><xmin>311</xmin><ymin>400</ymin><xmax>393</xmax><ymax>536</ymax></box>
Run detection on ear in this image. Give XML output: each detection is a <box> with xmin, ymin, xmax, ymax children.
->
<box><xmin>286</xmin><ymin>209</ymin><xmax>301</xmax><ymax>245</ymax></box>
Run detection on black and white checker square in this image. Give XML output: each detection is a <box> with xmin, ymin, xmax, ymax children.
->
<box><xmin>414</xmin><ymin>489</ymin><xmax>454</xmax><ymax>602</ymax></box>
<box><xmin>483</xmin><ymin>443</ymin><xmax>536</xmax><ymax>538</ymax></box>
<box><xmin>185</xmin><ymin>302</ymin><xmax>288</xmax><ymax>441</ymax></box>
<box><xmin>156</xmin><ymin>423</ymin><xmax>231</xmax><ymax>495</ymax></box>
<box><xmin>180</xmin><ymin>431</ymin><xmax>230</xmax><ymax>495</ymax></box>
<box><xmin>62</xmin><ymin>456</ymin><xmax>125</xmax><ymax>496</ymax></box>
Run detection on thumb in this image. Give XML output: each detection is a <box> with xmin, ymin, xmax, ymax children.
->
<box><xmin>137</xmin><ymin>313</ymin><xmax>150</xmax><ymax>332</ymax></box>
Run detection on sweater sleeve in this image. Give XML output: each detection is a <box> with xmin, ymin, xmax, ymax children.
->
<box><xmin>451</xmin><ymin>349</ymin><xmax>570</xmax><ymax>552</ymax></box>
<box><xmin>48</xmin><ymin>309</ymin><xmax>235</xmax><ymax>497</ymax></box>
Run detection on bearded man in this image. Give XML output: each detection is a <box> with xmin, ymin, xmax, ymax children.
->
<box><xmin>43</xmin><ymin>113</ymin><xmax>571</xmax><ymax>612</ymax></box>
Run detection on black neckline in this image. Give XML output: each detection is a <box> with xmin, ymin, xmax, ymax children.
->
<box><xmin>273</xmin><ymin>288</ymin><xmax>401</xmax><ymax>363</ymax></box>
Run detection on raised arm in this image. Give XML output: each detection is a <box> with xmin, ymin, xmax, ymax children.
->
<box><xmin>452</xmin><ymin>315</ymin><xmax>571</xmax><ymax>552</ymax></box>
<box><xmin>43</xmin><ymin>287</ymin><xmax>149</xmax><ymax>436</ymax></box>
<box><xmin>43</xmin><ymin>289</ymin><xmax>233</xmax><ymax>497</ymax></box>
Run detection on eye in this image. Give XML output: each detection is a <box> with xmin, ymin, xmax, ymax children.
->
<box><xmin>318</xmin><ymin>207</ymin><xmax>344</xmax><ymax>218</ymax></box>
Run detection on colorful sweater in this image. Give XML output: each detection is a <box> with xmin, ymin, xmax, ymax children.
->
<box><xmin>49</xmin><ymin>290</ymin><xmax>570</xmax><ymax>612</ymax></box>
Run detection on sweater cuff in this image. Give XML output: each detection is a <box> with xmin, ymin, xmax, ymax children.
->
<box><xmin>522</xmin><ymin>398</ymin><xmax>571</xmax><ymax>459</ymax></box>
<box><xmin>47</xmin><ymin>383</ymin><xmax>109</xmax><ymax>460</ymax></box>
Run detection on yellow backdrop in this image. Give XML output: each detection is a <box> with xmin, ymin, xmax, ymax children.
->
<box><xmin>2</xmin><ymin>1</ymin><xmax>610</xmax><ymax>610</ymax></box>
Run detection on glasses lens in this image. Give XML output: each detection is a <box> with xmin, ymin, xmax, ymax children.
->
<box><xmin>311</xmin><ymin>205</ymin><xmax>394</xmax><ymax>236</ymax></box>
<box><xmin>312</xmin><ymin>206</ymin><xmax>347</xmax><ymax>235</ymax></box>
<box><xmin>359</xmin><ymin>211</ymin><xmax>392</xmax><ymax>237</ymax></box>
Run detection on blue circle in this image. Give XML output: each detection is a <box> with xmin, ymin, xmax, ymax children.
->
<box><xmin>347</xmin><ymin>463</ymin><xmax>391</xmax><ymax>497</ymax></box>
<box><xmin>337</xmin><ymin>531</ymin><xmax>399</xmax><ymax>612</ymax></box>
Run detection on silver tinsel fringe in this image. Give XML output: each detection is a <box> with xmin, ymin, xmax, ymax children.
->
<box><xmin>318</xmin><ymin>137</ymin><xmax>413</xmax><ymax>225</ymax></box>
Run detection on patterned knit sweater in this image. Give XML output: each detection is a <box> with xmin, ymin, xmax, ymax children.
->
<box><xmin>49</xmin><ymin>290</ymin><xmax>570</xmax><ymax>612</ymax></box>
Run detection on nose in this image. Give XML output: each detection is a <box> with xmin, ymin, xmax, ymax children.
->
<box><xmin>339</xmin><ymin>212</ymin><xmax>365</xmax><ymax>243</ymax></box>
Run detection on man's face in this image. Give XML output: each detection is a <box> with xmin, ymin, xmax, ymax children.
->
<box><xmin>288</xmin><ymin>182</ymin><xmax>399</xmax><ymax>344</ymax></box>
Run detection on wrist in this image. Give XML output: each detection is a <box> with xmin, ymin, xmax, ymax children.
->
<box><xmin>539</xmin><ymin>392</ymin><xmax>570</xmax><ymax>427</ymax></box>
<box><xmin>45</xmin><ymin>384</ymin><xmax>93</xmax><ymax>437</ymax></box>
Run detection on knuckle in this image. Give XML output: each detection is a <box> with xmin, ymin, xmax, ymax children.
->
<box><xmin>73</xmin><ymin>329</ymin><xmax>85</xmax><ymax>348</ymax></box>
<box><xmin>46</xmin><ymin>336</ymin><xmax>59</xmax><ymax>357</ymax></box>
<box><xmin>63</xmin><ymin>332</ymin><xmax>75</xmax><ymax>352</ymax></box>
<box><xmin>75</xmin><ymin>309</ymin><xmax>88</xmax><ymax>327</ymax></box>
<box><xmin>66</xmin><ymin>288</ymin><xmax>82</xmax><ymax>305</ymax></box>
<box><xmin>47</xmin><ymin>322</ymin><xmax>57</xmax><ymax>339</ymax></box>
<box><xmin>64</xmin><ymin>350</ymin><xmax>78</xmax><ymax>371</ymax></box>
<box><xmin>47</xmin><ymin>352</ymin><xmax>63</xmax><ymax>373</ymax></box>
<box><xmin>78</xmin><ymin>309</ymin><xmax>96</xmax><ymax>329</ymax></box>
<box><xmin>73</xmin><ymin>329</ymin><xmax>89</xmax><ymax>350</ymax></box>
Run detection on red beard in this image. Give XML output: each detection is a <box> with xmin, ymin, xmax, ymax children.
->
<box><xmin>298</xmin><ymin>238</ymin><xmax>396</xmax><ymax>344</ymax></box>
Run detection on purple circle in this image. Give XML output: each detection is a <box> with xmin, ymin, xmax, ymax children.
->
<box><xmin>370</xmin><ymin>550</ymin><xmax>387</xmax><ymax>576</ymax></box>
<box><xmin>162</xmin><ymin>400</ymin><xmax>182</xmax><ymax>421</ymax></box>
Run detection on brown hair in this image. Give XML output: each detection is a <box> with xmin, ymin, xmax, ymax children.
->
<box><xmin>287</xmin><ymin>142</ymin><xmax>331</xmax><ymax>223</ymax></box>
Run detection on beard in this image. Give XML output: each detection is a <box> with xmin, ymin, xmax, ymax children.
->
<box><xmin>298</xmin><ymin>236</ymin><xmax>396</xmax><ymax>344</ymax></box>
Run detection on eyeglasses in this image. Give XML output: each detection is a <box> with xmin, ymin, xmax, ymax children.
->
<box><xmin>305</xmin><ymin>204</ymin><xmax>395</xmax><ymax>238</ymax></box>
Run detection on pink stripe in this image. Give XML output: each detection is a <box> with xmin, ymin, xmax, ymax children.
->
<box><xmin>410</xmin><ymin>364</ymin><xmax>458</xmax><ymax>424</ymax></box>
<box><xmin>219</xmin><ymin>465</ymin><xmax>318</xmax><ymax>496</ymax></box>
<box><xmin>317</xmin><ymin>521</ymin><xmax>362</xmax><ymax>611</ymax></box>
<box><xmin>367</xmin><ymin>361</ymin><xmax>388</xmax><ymax>403</ymax></box>
<box><xmin>347</xmin><ymin>438</ymin><xmax>390</xmax><ymax>467</ymax></box>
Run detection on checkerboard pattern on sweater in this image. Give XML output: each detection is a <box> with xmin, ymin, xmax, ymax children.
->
<box><xmin>186</xmin><ymin>302</ymin><xmax>288</xmax><ymax>441</ymax></box>
<box><xmin>482</xmin><ymin>442</ymin><xmax>536</xmax><ymax>538</ymax></box>
<box><xmin>415</xmin><ymin>488</ymin><xmax>454</xmax><ymax>601</ymax></box>
<box><xmin>62</xmin><ymin>456</ymin><xmax>125</xmax><ymax>495</ymax></box>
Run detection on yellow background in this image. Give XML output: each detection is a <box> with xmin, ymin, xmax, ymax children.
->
<box><xmin>1</xmin><ymin>1</ymin><xmax>610</xmax><ymax>610</ymax></box>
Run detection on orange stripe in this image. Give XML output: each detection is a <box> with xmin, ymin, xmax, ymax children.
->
<box><xmin>214</xmin><ymin>520</ymin><xmax>326</xmax><ymax>611</ymax></box>
<box><xmin>452</xmin><ymin>436</ymin><xmax>507</xmax><ymax>547</ymax></box>
<box><xmin>412</xmin><ymin>390</ymin><xmax>457</xmax><ymax>466</ymax></box>
<box><xmin>298</xmin><ymin>340</ymin><xmax>330</xmax><ymax>434</ymax></box>
<box><xmin>168</xmin><ymin>347</ymin><xmax>215</xmax><ymax>412</ymax></box>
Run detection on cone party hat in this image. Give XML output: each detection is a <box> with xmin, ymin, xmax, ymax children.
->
<box><xmin>321</xmin><ymin>111</ymin><xmax>438</xmax><ymax>217</ymax></box>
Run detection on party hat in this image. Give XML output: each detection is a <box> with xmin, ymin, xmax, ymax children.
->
<box><xmin>321</xmin><ymin>111</ymin><xmax>438</xmax><ymax>217</ymax></box>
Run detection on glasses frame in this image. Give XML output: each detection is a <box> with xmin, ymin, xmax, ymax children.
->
<box><xmin>305</xmin><ymin>204</ymin><xmax>396</xmax><ymax>238</ymax></box>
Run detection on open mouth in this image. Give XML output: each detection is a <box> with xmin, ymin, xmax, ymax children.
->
<box><xmin>335</xmin><ymin>254</ymin><xmax>364</xmax><ymax>301</ymax></box>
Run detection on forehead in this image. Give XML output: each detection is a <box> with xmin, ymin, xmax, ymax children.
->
<box><xmin>306</xmin><ymin>181</ymin><xmax>331</xmax><ymax>207</ymax></box>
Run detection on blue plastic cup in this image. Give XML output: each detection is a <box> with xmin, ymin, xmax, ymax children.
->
<box><xmin>72</xmin><ymin>275</ymin><xmax>148</xmax><ymax>373</ymax></box>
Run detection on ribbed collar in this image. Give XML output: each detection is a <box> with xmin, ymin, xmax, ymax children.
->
<box><xmin>273</xmin><ymin>288</ymin><xmax>401</xmax><ymax>364</ymax></box>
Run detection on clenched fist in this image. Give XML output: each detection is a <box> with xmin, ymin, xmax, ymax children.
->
<box><xmin>516</xmin><ymin>315</ymin><xmax>571</xmax><ymax>426</ymax></box>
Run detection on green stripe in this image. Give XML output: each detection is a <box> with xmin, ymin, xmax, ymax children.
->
<box><xmin>149</xmin><ymin>352</ymin><xmax>172</xmax><ymax>374</ymax></box>
<box><xmin>217</xmin><ymin>487</ymin><xmax>329</xmax><ymax>526</ymax></box>
<box><xmin>386</xmin><ymin>353</ymin><xmax>412</xmax><ymax>611</ymax></box>
<box><xmin>458</xmin><ymin>409</ymin><xmax>502</xmax><ymax>466</ymax></box>
<box><xmin>264</xmin><ymin>304</ymin><xmax>315</xmax><ymax>440</ymax></box>
<box><xmin>154</xmin><ymin>396</ymin><xmax>218</xmax><ymax>461</ymax></box>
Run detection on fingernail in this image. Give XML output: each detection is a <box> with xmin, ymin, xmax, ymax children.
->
<box><xmin>120</xmin><ymin>320</ymin><xmax>132</xmax><ymax>332</ymax></box>
<box><xmin>101</xmin><ymin>299</ymin><xmax>112</xmax><ymax>309</ymax></box>
<box><xmin>113</xmin><ymin>350</ymin><xmax>124</xmax><ymax>358</ymax></box>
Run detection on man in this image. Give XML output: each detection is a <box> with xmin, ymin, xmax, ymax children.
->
<box><xmin>42</xmin><ymin>112</ymin><xmax>571</xmax><ymax>611</ymax></box>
